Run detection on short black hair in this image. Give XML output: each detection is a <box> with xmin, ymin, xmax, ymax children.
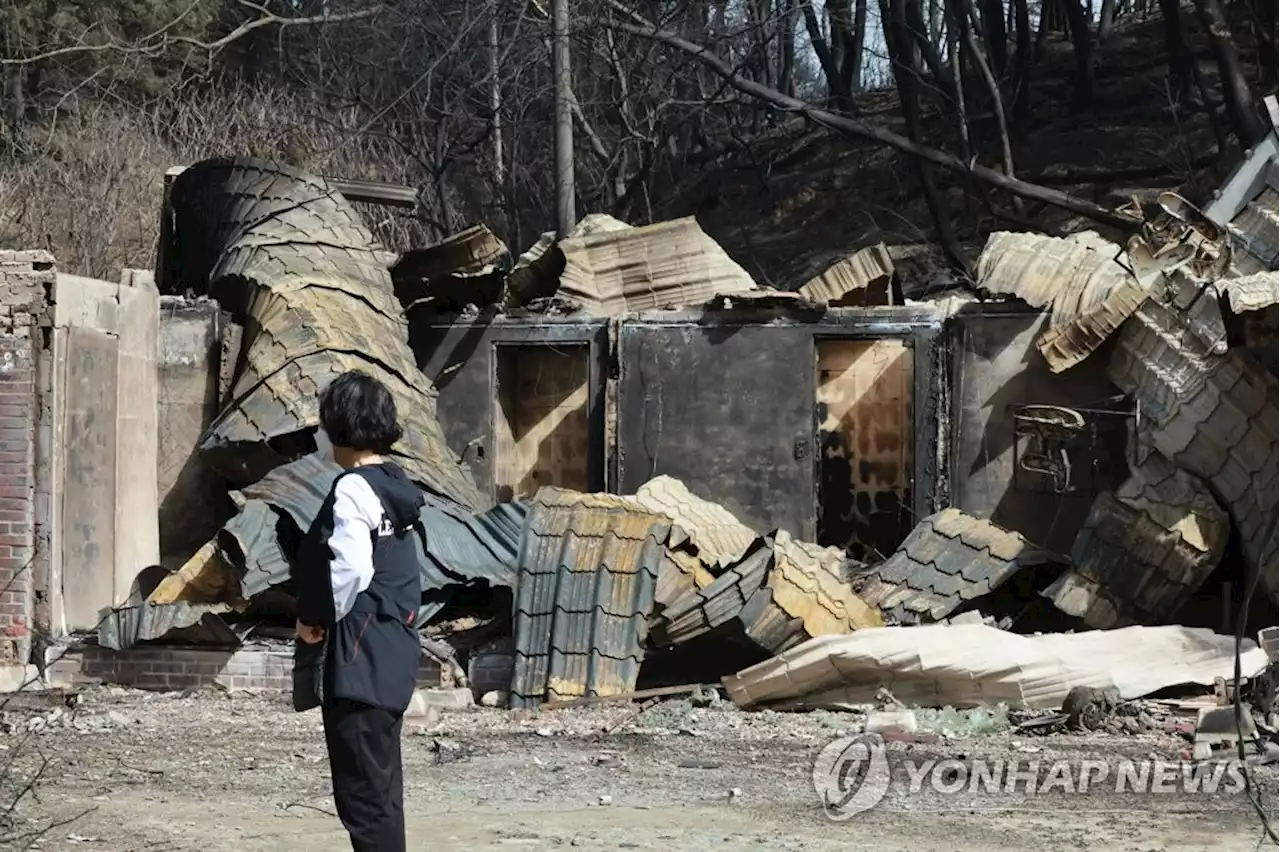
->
<box><xmin>318</xmin><ymin>370</ymin><xmax>403</xmax><ymax>453</ymax></box>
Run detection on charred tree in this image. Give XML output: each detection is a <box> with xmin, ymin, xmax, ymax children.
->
<box><xmin>1248</xmin><ymin>0</ymin><xmax>1277</xmax><ymax>87</ymax></box>
<box><xmin>850</xmin><ymin>0</ymin><xmax>869</xmax><ymax>91</ymax></box>
<box><xmin>905</xmin><ymin>0</ymin><xmax>956</xmax><ymax>95</ymax></box>
<box><xmin>1012</xmin><ymin>0</ymin><xmax>1033</xmax><ymax>124</ymax></box>
<box><xmin>980</xmin><ymin>0</ymin><xmax>1009</xmax><ymax>74</ymax></box>
<box><xmin>1156</xmin><ymin>0</ymin><xmax>1194</xmax><ymax>101</ymax></box>
<box><xmin>882</xmin><ymin>0</ymin><xmax>969</xmax><ymax>273</ymax></box>
<box><xmin>778</xmin><ymin>0</ymin><xmax>798</xmax><ymax>95</ymax></box>
<box><xmin>1062</xmin><ymin>0</ymin><xmax>1095</xmax><ymax>105</ymax></box>
<box><xmin>607</xmin><ymin>5</ymin><xmax>1147</xmax><ymax>232</ymax></box>
<box><xmin>1097</xmin><ymin>0</ymin><xmax>1118</xmax><ymax>43</ymax></box>
<box><xmin>801</xmin><ymin>1</ymin><xmax>855</xmax><ymax>109</ymax></box>
<box><xmin>1194</xmin><ymin>0</ymin><xmax>1267</xmax><ymax>146</ymax></box>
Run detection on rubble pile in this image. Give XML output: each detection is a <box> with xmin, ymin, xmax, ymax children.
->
<box><xmin>93</xmin><ymin>130</ymin><xmax>1278</xmax><ymax>749</ymax></box>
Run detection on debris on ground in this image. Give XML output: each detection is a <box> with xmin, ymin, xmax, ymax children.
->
<box><xmin>61</xmin><ymin>130</ymin><xmax>1277</xmax><ymax>755</ymax></box>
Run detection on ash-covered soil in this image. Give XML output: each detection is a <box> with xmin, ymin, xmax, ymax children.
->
<box><xmin>1</xmin><ymin>686</ymin><xmax>1274</xmax><ymax>851</ymax></box>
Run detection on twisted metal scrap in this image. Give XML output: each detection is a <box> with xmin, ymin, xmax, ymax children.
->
<box><xmin>164</xmin><ymin>157</ymin><xmax>480</xmax><ymax>508</ymax></box>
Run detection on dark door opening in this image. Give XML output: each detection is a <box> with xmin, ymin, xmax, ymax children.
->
<box><xmin>815</xmin><ymin>338</ymin><xmax>915</xmax><ymax>561</ymax></box>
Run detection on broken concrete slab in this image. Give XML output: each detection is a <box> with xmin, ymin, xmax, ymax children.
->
<box><xmin>1194</xmin><ymin>704</ymin><xmax>1258</xmax><ymax>757</ymax></box>
<box><xmin>723</xmin><ymin>624</ymin><xmax>1271</xmax><ymax>712</ymax></box>
<box><xmin>407</xmin><ymin>687</ymin><xmax>475</xmax><ymax>716</ymax></box>
<box><xmin>865</xmin><ymin>709</ymin><xmax>918</xmax><ymax>734</ymax></box>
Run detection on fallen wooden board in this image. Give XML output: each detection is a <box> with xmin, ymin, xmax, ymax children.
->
<box><xmin>541</xmin><ymin>683</ymin><xmax>714</xmax><ymax>710</ymax></box>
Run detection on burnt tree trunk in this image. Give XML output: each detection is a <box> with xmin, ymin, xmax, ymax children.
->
<box><xmin>1012</xmin><ymin>0</ymin><xmax>1033</xmax><ymax>124</ymax></box>
<box><xmin>883</xmin><ymin>0</ymin><xmax>969</xmax><ymax>273</ymax></box>
<box><xmin>905</xmin><ymin>0</ymin><xmax>955</xmax><ymax>93</ymax></box>
<box><xmin>552</xmin><ymin>0</ymin><xmax>576</xmax><ymax>235</ymax></box>
<box><xmin>1062</xmin><ymin>0</ymin><xmax>1095</xmax><ymax>105</ymax></box>
<box><xmin>779</xmin><ymin>0</ymin><xmax>799</xmax><ymax>95</ymax></box>
<box><xmin>1035</xmin><ymin>0</ymin><xmax>1055</xmax><ymax>60</ymax></box>
<box><xmin>1249</xmin><ymin>0</ymin><xmax>1277</xmax><ymax>88</ymax></box>
<box><xmin>801</xmin><ymin>1</ymin><xmax>855</xmax><ymax>109</ymax></box>
<box><xmin>1155</xmin><ymin>0</ymin><xmax>1194</xmax><ymax>101</ymax></box>
<box><xmin>1097</xmin><ymin>0</ymin><xmax>1118</xmax><ymax>43</ymax></box>
<box><xmin>1195</xmin><ymin>0</ymin><xmax>1267</xmax><ymax>146</ymax></box>
<box><xmin>981</xmin><ymin>0</ymin><xmax>1009</xmax><ymax>74</ymax></box>
<box><xmin>850</xmin><ymin>0</ymin><xmax>869</xmax><ymax>91</ymax></box>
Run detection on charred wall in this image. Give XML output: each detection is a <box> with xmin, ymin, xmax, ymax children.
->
<box><xmin>615</xmin><ymin>309</ymin><xmax>945</xmax><ymax>547</ymax></box>
<box><xmin>412</xmin><ymin>308</ymin><xmax>945</xmax><ymax>548</ymax></box>
<box><xmin>948</xmin><ymin>303</ymin><xmax>1131</xmax><ymax>555</ymax></box>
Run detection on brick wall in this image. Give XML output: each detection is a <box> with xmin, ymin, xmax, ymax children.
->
<box><xmin>48</xmin><ymin>643</ymin><xmax>443</xmax><ymax>693</ymax></box>
<box><xmin>0</xmin><ymin>250</ymin><xmax>54</xmax><ymax>665</ymax></box>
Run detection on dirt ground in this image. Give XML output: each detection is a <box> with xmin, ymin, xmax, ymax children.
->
<box><xmin>2</xmin><ymin>686</ymin><xmax>1276</xmax><ymax>851</ymax></box>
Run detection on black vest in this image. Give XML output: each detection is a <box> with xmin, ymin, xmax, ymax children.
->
<box><xmin>294</xmin><ymin>463</ymin><xmax>424</xmax><ymax>713</ymax></box>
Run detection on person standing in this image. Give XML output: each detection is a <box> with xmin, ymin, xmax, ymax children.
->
<box><xmin>294</xmin><ymin>370</ymin><xmax>424</xmax><ymax>852</ymax></box>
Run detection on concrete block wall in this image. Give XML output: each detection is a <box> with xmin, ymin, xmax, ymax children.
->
<box><xmin>49</xmin><ymin>644</ymin><xmax>442</xmax><ymax>692</ymax></box>
<box><xmin>0</xmin><ymin>251</ymin><xmax>55</xmax><ymax>665</ymax></box>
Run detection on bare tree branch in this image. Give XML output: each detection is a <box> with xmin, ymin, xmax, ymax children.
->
<box><xmin>601</xmin><ymin>2</ymin><xmax>1144</xmax><ymax>233</ymax></box>
<box><xmin>0</xmin><ymin>3</ymin><xmax>381</xmax><ymax>67</ymax></box>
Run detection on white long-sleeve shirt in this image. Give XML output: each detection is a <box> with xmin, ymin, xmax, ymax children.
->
<box><xmin>327</xmin><ymin>473</ymin><xmax>385</xmax><ymax>622</ymax></box>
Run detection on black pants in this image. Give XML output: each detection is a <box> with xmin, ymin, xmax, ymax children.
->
<box><xmin>322</xmin><ymin>697</ymin><xmax>406</xmax><ymax>852</ymax></box>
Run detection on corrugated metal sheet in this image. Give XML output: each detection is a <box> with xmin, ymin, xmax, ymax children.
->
<box><xmin>98</xmin><ymin>600</ymin><xmax>239</xmax><ymax>651</ymax></box>
<box><xmin>797</xmin><ymin>244</ymin><xmax>895</xmax><ymax>307</ymax></box>
<box><xmin>109</xmin><ymin>454</ymin><xmax>529</xmax><ymax>648</ymax></box>
<box><xmin>853</xmin><ymin>508</ymin><xmax>1069</xmax><ymax>624</ymax></box>
<box><xmin>974</xmin><ymin>231</ymin><xmax>1149</xmax><ymax>373</ymax></box>
<box><xmin>148</xmin><ymin>541</ymin><xmax>242</xmax><ymax>606</ymax></box>
<box><xmin>1107</xmin><ymin>278</ymin><xmax>1279</xmax><ymax>605</ymax></box>
<box><xmin>509</xmin><ymin>488</ymin><xmax>668</xmax><ymax>707</ymax></box>
<box><xmin>1197</xmin><ymin>118</ymin><xmax>1277</xmax><ymax>272</ymax></box>
<box><xmin>1225</xmin><ymin>188</ymin><xmax>1279</xmax><ymax>272</ymax></box>
<box><xmin>649</xmin><ymin>543</ymin><xmax>775</xmax><ymax>648</ymax></box>
<box><xmin>770</xmin><ymin>531</ymin><xmax>883</xmax><ymax>634</ymax></box>
<box><xmin>166</xmin><ymin>157</ymin><xmax>480</xmax><ymax>508</ymax></box>
<box><xmin>417</xmin><ymin>496</ymin><xmax>524</xmax><ymax>590</ymax></box>
<box><xmin>651</xmin><ymin>533</ymin><xmax>882</xmax><ymax>654</ymax></box>
<box><xmin>502</xmin><ymin>231</ymin><xmax>563</xmax><ymax>309</ymax></box>
<box><xmin>556</xmin><ymin>217</ymin><xmax>757</xmax><ymax>316</ymax></box>
<box><xmin>391</xmin><ymin>224</ymin><xmax>509</xmax><ymax>309</ymax></box>
<box><xmin>653</xmin><ymin>548</ymin><xmax>717</xmax><ymax>611</ymax></box>
<box><xmin>721</xmin><ymin>624</ymin><xmax>1270</xmax><ymax>711</ymax></box>
<box><xmin>629</xmin><ymin>475</ymin><xmax>756</xmax><ymax>571</ymax></box>
<box><xmin>1217</xmin><ymin>270</ymin><xmax>1280</xmax><ymax>314</ymax></box>
<box><xmin>220</xmin><ymin>499</ymin><xmax>293</xmax><ymax>601</ymax></box>
<box><xmin>1045</xmin><ymin>450</ymin><xmax>1229</xmax><ymax>628</ymax></box>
